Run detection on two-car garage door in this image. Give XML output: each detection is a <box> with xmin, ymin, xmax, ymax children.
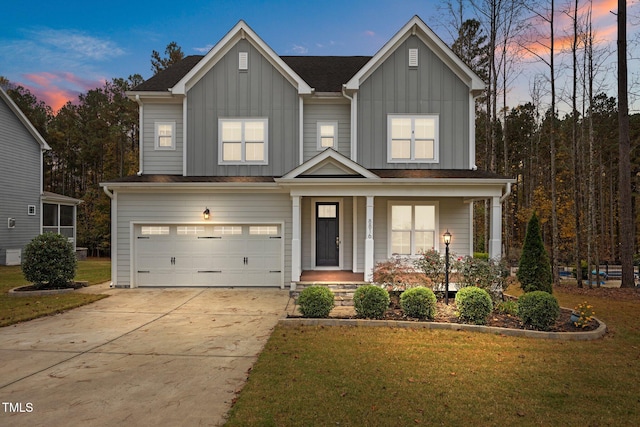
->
<box><xmin>134</xmin><ymin>224</ymin><xmax>283</xmax><ymax>287</ymax></box>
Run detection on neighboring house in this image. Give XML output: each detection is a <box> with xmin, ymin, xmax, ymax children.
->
<box><xmin>101</xmin><ymin>16</ymin><xmax>513</xmax><ymax>288</ymax></box>
<box><xmin>0</xmin><ymin>87</ymin><xmax>81</xmax><ymax>265</ymax></box>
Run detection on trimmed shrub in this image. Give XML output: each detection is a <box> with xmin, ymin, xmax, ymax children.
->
<box><xmin>353</xmin><ymin>285</ymin><xmax>390</xmax><ymax>319</ymax></box>
<box><xmin>517</xmin><ymin>291</ymin><xmax>560</xmax><ymax>331</ymax></box>
<box><xmin>455</xmin><ymin>286</ymin><xmax>493</xmax><ymax>325</ymax></box>
<box><xmin>22</xmin><ymin>233</ymin><xmax>77</xmax><ymax>289</ymax></box>
<box><xmin>297</xmin><ymin>286</ymin><xmax>335</xmax><ymax>318</ymax></box>
<box><xmin>495</xmin><ymin>300</ymin><xmax>518</xmax><ymax>316</ymax></box>
<box><xmin>517</xmin><ymin>213</ymin><xmax>553</xmax><ymax>293</ymax></box>
<box><xmin>400</xmin><ymin>286</ymin><xmax>437</xmax><ymax>319</ymax></box>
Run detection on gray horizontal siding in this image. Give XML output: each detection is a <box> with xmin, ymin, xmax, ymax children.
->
<box><xmin>0</xmin><ymin>96</ymin><xmax>43</xmax><ymax>264</ymax></box>
<box><xmin>115</xmin><ymin>191</ymin><xmax>292</xmax><ymax>287</ymax></box>
<box><xmin>142</xmin><ymin>103</ymin><xmax>183</xmax><ymax>175</ymax></box>
<box><xmin>186</xmin><ymin>39</ymin><xmax>299</xmax><ymax>176</ymax></box>
<box><xmin>358</xmin><ymin>35</ymin><xmax>471</xmax><ymax>170</ymax></box>
<box><xmin>303</xmin><ymin>103</ymin><xmax>351</xmax><ymax>161</ymax></box>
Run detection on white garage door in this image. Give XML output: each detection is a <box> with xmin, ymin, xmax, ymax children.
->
<box><xmin>135</xmin><ymin>224</ymin><xmax>283</xmax><ymax>287</ymax></box>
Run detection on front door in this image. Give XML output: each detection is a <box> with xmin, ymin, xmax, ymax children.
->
<box><xmin>316</xmin><ymin>202</ymin><xmax>339</xmax><ymax>266</ymax></box>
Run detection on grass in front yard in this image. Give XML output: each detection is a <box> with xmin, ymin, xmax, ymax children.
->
<box><xmin>0</xmin><ymin>258</ymin><xmax>111</xmax><ymax>327</ymax></box>
<box><xmin>226</xmin><ymin>286</ymin><xmax>640</xmax><ymax>426</ymax></box>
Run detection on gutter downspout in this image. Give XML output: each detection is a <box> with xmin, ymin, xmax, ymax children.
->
<box><xmin>135</xmin><ymin>95</ymin><xmax>143</xmax><ymax>176</ymax></box>
<box><xmin>342</xmin><ymin>86</ymin><xmax>357</xmax><ymax>162</ymax></box>
<box><xmin>102</xmin><ymin>185</ymin><xmax>116</xmax><ymax>288</ymax></box>
<box><xmin>500</xmin><ymin>182</ymin><xmax>511</xmax><ymax>203</ymax></box>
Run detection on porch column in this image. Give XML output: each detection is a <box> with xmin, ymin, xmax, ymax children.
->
<box><xmin>489</xmin><ymin>196</ymin><xmax>502</xmax><ymax>259</ymax></box>
<box><xmin>364</xmin><ymin>196</ymin><xmax>375</xmax><ymax>282</ymax></box>
<box><xmin>291</xmin><ymin>196</ymin><xmax>302</xmax><ymax>283</ymax></box>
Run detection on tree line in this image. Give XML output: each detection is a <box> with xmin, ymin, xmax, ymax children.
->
<box><xmin>2</xmin><ymin>2</ymin><xmax>638</xmax><ymax>287</ymax></box>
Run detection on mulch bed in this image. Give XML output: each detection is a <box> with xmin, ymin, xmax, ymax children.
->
<box><xmin>12</xmin><ymin>282</ymin><xmax>88</xmax><ymax>292</ymax></box>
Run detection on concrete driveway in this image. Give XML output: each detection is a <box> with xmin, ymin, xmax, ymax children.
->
<box><xmin>0</xmin><ymin>285</ymin><xmax>290</xmax><ymax>426</ymax></box>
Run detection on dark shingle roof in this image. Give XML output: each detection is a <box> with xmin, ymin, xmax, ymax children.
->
<box><xmin>371</xmin><ymin>169</ymin><xmax>512</xmax><ymax>180</ymax></box>
<box><xmin>132</xmin><ymin>55</ymin><xmax>204</xmax><ymax>92</ymax></box>
<box><xmin>280</xmin><ymin>56</ymin><xmax>371</xmax><ymax>92</ymax></box>
<box><xmin>131</xmin><ymin>55</ymin><xmax>372</xmax><ymax>93</ymax></box>
<box><xmin>105</xmin><ymin>175</ymin><xmax>276</xmax><ymax>183</ymax></box>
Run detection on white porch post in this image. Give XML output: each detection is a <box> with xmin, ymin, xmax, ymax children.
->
<box><xmin>489</xmin><ymin>196</ymin><xmax>502</xmax><ymax>259</ymax></box>
<box><xmin>291</xmin><ymin>196</ymin><xmax>302</xmax><ymax>283</ymax></box>
<box><xmin>364</xmin><ymin>196</ymin><xmax>375</xmax><ymax>282</ymax></box>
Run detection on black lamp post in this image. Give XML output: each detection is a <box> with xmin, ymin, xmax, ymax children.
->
<box><xmin>443</xmin><ymin>230</ymin><xmax>452</xmax><ymax>305</ymax></box>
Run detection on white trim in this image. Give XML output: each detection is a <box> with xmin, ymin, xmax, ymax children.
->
<box><xmin>310</xmin><ymin>198</ymin><xmax>344</xmax><ymax>270</ymax></box>
<box><xmin>0</xmin><ymin>87</ymin><xmax>51</xmax><ymax>151</ymax></box>
<box><xmin>316</xmin><ymin>121</ymin><xmax>338</xmax><ymax>151</ymax></box>
<box><xmin>183</xmin><ymin>97</ymin><xmax>188</xmax><ymax>176</ymax></box>
<box><xmin>291</xmin><ymin>196</ymin><xmax>301</xmax><ymax>282</ymax></box>
<box><xmin>345</xmin><ymin>16</ymin><xmax>484</xmax><ymax>92</ymax></box>
<box><xmin>352</xmin><ymin>196</ymin><xmax>358</xmax><ymax>273</ymax></box>
<box><xmin>172</xmin><ymin>20</ymin><xmax>312</xmax><ymax>95</ymax></box>
<box><xmin>352</xmin><ymin>92</ymin><xmax>358</xmax><ymax>162</ymax></box>
<box><xmin>364</xmin><ymin>196</ymin><xmax>374</xmax><ymax>281</ymax></box>
<box><xmin>469</xmin><ymin>96</ymin><xmax>476</xmax><ymax>169</ymax></box>
<box><xmin>281</xmin><ymin>148</ymin><xmax>379</xmax><ymax>179</ymax></box>
<box><xmin>299</xmin><ymin>97</ymin><xmax>304</xmax><ymax>166</ymax></box>
<box><xmin>217</xmin><ymin>118</ymin><xmax>269</xmax><ymax>165</ymax></box>
<box><xmin>387</xmin><ymin>114</ymin><xmax>439</xmax><ymax>163</ymax></box>
<box><xmin>154</xmin><ymin>121</ymin><xmax>176</xmax><ymax>150</ymax></box>
<box><xmin>386</xmin><ymin>200</ymin><xmax>439</xmax><ymax>258</ymax></box>
<box><xmin>469</xmin><ymin>202</ymin><xmax>474</xmax><ymax>257</ymax></box>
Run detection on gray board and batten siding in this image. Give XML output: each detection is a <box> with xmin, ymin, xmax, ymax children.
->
<box><xmin>143</xmin><ymin>103</ymin><xmax>183</xmax><ymax>175</ymax></box>
<box><xmin>186</xmin><ymin>39</ymin><xmax>300</xmax><ymax>177</ymax></box>
<box><xmin>303</xmin><ymin>103</ymin><xmax>351</xmax><ymax>162</ymax></box>
<box><xmin>0</xmin><ymin>94</ymin><xmax>42</xmax><ymax>265</ymax></box>
<box><xmin>357</xmin><ymin>35</ymin><xmax>471</xmax><ymax>170</ymax></box>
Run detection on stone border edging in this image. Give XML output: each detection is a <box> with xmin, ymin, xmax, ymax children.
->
<box><xmin>278</xmin><ymin>315</ymin><xmax>607</xmax><ymax>341</ymax></box>
<box><xmin>7</xmin><ymin>281</ymin><xmax>89</xmax><ymax>298</ymax></box>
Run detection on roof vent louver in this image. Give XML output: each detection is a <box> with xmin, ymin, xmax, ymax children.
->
<box><xmin>409</xmin><ymin>48</ymin><xmax>418</xmax><ymax>67</ymax></box>
<box><xmin>239</xmin><ymin>52</ymin><xmax>248</xmax><ymax>70</ymax></box>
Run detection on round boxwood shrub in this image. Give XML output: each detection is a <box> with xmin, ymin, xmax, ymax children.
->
<box><xmin>297</xmin><ymin>286</ymin><xmax>335</xmax><ymax>318</ymax></box>
<box><xmin>400</xmin><ymin>286</ymin><xmax>437</xmax><ymax>319</ymax></box>
<box><xmin>22</xmin><ymin>233</ymin><xmax>77</xmax><ymax>289</ymax></box>
<box><xmin>517</xmin><ymin>291</ymin><xmax>560</xmax><ymax>331</ymax></box>
<box><xmin>455</xmin><ymin>286</ymin><xmax>493</xmax><ymax>325</ymax></box>
<box><xmin>353</xmin><ymin>285</ymin><xmax>390</xmax><ymax>319</ymax></box>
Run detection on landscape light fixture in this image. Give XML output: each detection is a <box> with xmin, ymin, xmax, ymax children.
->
<box><xmin>443</xmin><ymin>230</ymin><xmax>451</xmax><ymax>304</ymax></box>
<box><xmin>203</xmin><ymin>208</ymin><xmax>210</xmax><ymax>220</ymax></box>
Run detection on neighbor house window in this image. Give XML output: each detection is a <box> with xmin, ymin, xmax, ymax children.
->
<box><xmin>43</xmin><ymin>203</ymin><xmax>76</xmax><ymax>241</ymax></box>
<box><xmin>218</xmin><ymin>118</ymin><xmax>268</xmax><ymax>164</ymax></box>
<box><xmin>388</xmin><ymin>115</ymin><xmax>438</xmax><ymax>163</ymax></box>
<box><xmin>155</xmin><ymin>122</ymin><xmax>175</xmax><ymax>150</ymax></box>
<box><xmin>389</xmin><ymin>202</ymin><xmax>437</xmax><ymax>256</ymax></box>
<box><xmin>317</xmin><ymin>122</ymin><xmax>337</xmax><ymax>150</ymax></box>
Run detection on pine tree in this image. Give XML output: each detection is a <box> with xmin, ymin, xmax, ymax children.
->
<box><xmin>517</xmin><ymin>212</ymin><xmax>553</xmax><ymax>293</ymax></box>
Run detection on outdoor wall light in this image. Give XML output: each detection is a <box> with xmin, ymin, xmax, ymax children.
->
<box><xmin>203</xmin><ymin>208</ymin><xmax>210</xmax><ymax>220</ymax></box>
<box><xmin>443</xmin><ymin>230</ymin><xmax>452</xmax><ymax>304</ymax></box>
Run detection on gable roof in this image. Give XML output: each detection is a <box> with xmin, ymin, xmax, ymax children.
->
<box><xmin>0</xmin><ymin>87</ymin><xmax>51</xmax><ymax>150</ymax></box>
<box><xmin>280</xmin><ymin>149</ymin><xmax>379</xmax><ymax>179</ymax></box>
<box><xmin>171</xmin><ymin>20</ymin><xmax>312</xmax><ymax>95</ymax></box>
<box><xmin>132</xmin><ymin>55</ymin><xmax>204</xmax><ymax>92</ymax></box>
<box><xmin>345</xmin><ymin>15</ymin><xmax>485</xmax><ymax>94</ymax></box>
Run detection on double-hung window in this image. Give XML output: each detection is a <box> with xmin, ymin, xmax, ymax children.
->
<box><xmin>388</xmin><ymin>115</ymin><xmax>438</xmax><ymax>163</ymax></box>
<box><xmin>155</xmin><ymin>122</ymin><xmax>175</xmax><ymax>150</ymax></box>
<box><xmin>389</xmin><ymin>202</ymin><xmax>437</xmax><ymax>256</ymax></box>
<box><xmin>219</xmin><ymin>118</ymin><xmax>268</xmax><ymax>164</ymax></box>
<box><xmin>317</xmin><ymin>122</ymin><xmax>337</xmax><ymax>150</ymax></box>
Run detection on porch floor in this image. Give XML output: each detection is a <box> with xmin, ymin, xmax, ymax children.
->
<box><xmin>299</xmin><ymin>270</ymin><xmax>366</xmax><ymax>282</ymax></box>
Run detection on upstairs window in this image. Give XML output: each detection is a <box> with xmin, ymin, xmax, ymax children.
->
<box><xmin>388</xmin><ymin>115</ymin><xmax>438</xmax><ymax>163</ymax></box>
<box><xmin>317</xmin><ymin>122</ymin><xmax>337</xmax><ymax>150</ymax></box>
<box><xmin>155</xmin><ymin>122</ymin><xmax>175</xmax><ymax>150</ymax></box>
<box><xmin>218</xmin><ymin>118</ymin><xmax>268</xmax><ymax>165</ymax></box>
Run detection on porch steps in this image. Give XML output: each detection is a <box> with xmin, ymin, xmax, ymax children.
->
<box><xmin>291</xmin><ymin>282</ymin><xmax>368</xmax><ymax>306</ymax></box>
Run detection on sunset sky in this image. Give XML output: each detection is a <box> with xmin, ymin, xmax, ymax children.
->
<box><xmin>1</xmin><ymin>0</ymin><xmax>637</xmax><ymax>113</ymax></box>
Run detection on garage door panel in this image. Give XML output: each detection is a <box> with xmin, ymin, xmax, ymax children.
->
<box><xmin>135</xmin><ymin>224</ymin><xmax>282</xmax><ymax>287</ymax></box>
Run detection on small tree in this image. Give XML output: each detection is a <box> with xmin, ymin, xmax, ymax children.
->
<box><xmin>517</xmin><ymin>213</ymin><xmax>553</xmax><ymax>293</ymax></box>
<box><xmin>22</xmin><ymin>233</ymin><xmax>77</xmax><ymax>289</ymax></box>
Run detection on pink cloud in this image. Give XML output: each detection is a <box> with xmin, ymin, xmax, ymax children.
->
<box><xmin>21</xmin><ymin>71</ymin><xmax>105</xmax><ymax>113</ymax></box>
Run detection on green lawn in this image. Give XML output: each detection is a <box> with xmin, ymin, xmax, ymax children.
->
<box><xmin>0</xmin><ymin>258</ymin><xmax>111</xmax><ymax>327</ymax></box>
<box><xmin>226</xmin><ymin>285</ymin><xmax>640</xmax><ymax>426</ymax></box>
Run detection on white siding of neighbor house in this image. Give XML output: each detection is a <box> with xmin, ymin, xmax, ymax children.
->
<box><xmin>142</xmin><ymin>103</ymin><xmax>183</xmax><ymax>174</ymax></box>
<box><xmin>114</xmin><ymin>191</ymin><xmax>292</xmax><ymax>287</ymax></box>
<box><xmin>303</xmin><ymin>103</ymin><xmax>351</xmax><ymax>162</ymax></box>
<box><xmin>372</xmin><ymin>196</ymin><xmax>471</xmax><ymax>265</ymax></box>
<box><xmin>0</xmin><ymin>95</ymin><xmax>43</xmax><ymax>265</ymax></box>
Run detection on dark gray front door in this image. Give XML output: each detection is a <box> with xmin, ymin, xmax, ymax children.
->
<box><xmin>316</xmin><ymin>202</ymin><xmax>339</xmax><ymax>266</ymax></box>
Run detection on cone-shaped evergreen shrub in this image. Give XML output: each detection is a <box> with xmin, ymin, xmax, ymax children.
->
<box><xmin>517</xmin><ymin>213</ymin><xmax>553</xmax><ymax>293</ymax></box>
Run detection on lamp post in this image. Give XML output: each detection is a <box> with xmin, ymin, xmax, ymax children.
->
<box><xmin>443</xmin><ymin>230</ymin><xmax>451</xmax><ymax>305</ymax></box>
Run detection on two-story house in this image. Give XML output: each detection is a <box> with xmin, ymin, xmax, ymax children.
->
<box><xmin>0</xmin><ymin>87</ymin><xmax>81</xmax><ymax>265</ymax></box>
<box><xmin>101</xmin><ymin>16</ymin><xmax>513</xmax><ymax>288</ymax></box>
